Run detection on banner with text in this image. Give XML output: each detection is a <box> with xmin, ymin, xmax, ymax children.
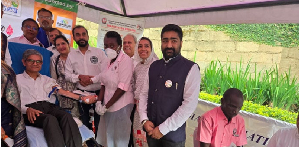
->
<box><xmin>185</xmin><ymin>99</ymin><xmax>295</xmax><ymax>147</ymax></box>
<box><xmin>34</xmin><ymin>0</ymin><xmax>78</xmax><ymax>45</ymax></box>
<box><xmin>1</xmin><ymin>0</ymin><xmax>30</xmax><ymax>39</ymax></box>
<box><xmin>97</xmin><ymin>11</ymin><xmax>145</xmax><ymax>50</ymax></box>
<box><xmin>2</xmin><ymin>0</ymin><xmax>22</xmax><ymax>16</ymax></box>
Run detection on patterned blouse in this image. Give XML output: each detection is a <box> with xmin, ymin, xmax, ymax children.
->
<box><xmin>1</xmin><ymin>61</ymin><xmax>27</xmax><ymax>146</ymax></box>
<box><xmin>133</xmin><ymin>56</ymin><xmax>159</xmax><ymax>100</ymax></box>
<box><xmin>51</xmin><ymin>56</ymin><xmax>79</xmax><ymax>117</ymax></box>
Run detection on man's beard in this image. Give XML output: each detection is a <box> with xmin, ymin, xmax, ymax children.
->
<box><xmin>76</xmin><ymin>39</ymin><xmax>88</xmax><ymax>47</ymax></box>
<box><xmin>162</xmin><ymin>47</ymin><xmax>179</xmax><ymax>60</ymax></box>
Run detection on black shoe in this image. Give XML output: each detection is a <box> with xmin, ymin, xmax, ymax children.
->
<box><xmin>84</xmin><ymin>138</ymin><xmax>103</xmax><ymax>147</ymax></box>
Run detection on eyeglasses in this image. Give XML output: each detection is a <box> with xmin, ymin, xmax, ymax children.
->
<box><xmin>26</xmin><ymin>59</ymin><xmax>43</xmax><ymax>65</ymax></box>
<box><xmin>23</xmin><ymin>25</ymin><xmax>38</xmax><ymax>31</ymax></box>
<box><xmin>38</xmin><ymin>16</ymin><xmax>52</xmax><ymax>20</ymax></box>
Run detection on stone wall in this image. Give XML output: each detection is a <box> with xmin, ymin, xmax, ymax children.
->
<box><xmin>143</xmin><ymin>25</ymin><xmax>299</xmax><ymax>80</ymax></box>
<box><xmin>76</xmin><ymin>19</ymin><xmax>299</xmax><ymax>80</ymax></box>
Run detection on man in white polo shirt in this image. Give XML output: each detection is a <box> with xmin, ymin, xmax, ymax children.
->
<box><xmin>65</xmin><ymin>25</ymin><xmax>108</xmax><ymax>134</ymax></box>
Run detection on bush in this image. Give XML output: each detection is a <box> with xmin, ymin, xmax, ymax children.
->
<box><xmin>199</xmin><ymin>92</ymin><xmax>298</xmax><ymax>124</ymax></box>
<box><xmin>207</xmin><ymin>24</ymin><xmax>299</xmax><ymax>48</ymax></box>
<box><xmin>201</xmin><ymin>60</ymin><xmax>299</xmax><ymax>112</ymax></box>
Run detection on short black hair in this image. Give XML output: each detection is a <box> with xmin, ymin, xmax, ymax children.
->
<box><xmin>223</xmin><ymin>88</ymin><xmax>244</xmax><ymax>101</ymax></box>
<box><xmin>50</xmin><ymin>28</ymin><xmax>62</xmax><ymax>35</ymax></box>
<box><xmin>161</xmin><ymin>24</ymin><xmax>183</xmax><ymax>41</ymax></box>
<box><xmin>37</xmin><ymin>8</ymin><xmax>53</xmax><ymax>17</ymax></box>
<box><xmin>54</xmin><ymin>35</ymin><xmax>69</xmax><ymax>46</ymax></box>
<box><xmin>105</xmin><ymin>31</ymin><xmax>122</xmax><ymax>46</ymax></box>
<box><xmin>140</xmin><ymin>37</ymin><xmax>153</xmax><ymax>49</ymax></box>
<box><xmin>22</xmin><ymin>18</ymin><xmax>39</xmax><ymax>29</ymax></box>
<box><xmin>72</xmin><ymin>25</ymin><xmax>88</xmax><ymax>37</ymax></box>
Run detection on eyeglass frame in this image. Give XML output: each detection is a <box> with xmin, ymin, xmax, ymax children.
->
<box><xmin>25</xmin><ymin>59</ymin><xmax>43</xmax><ymax>65</ymax></box>
<box><xmin>22</xmin><ymin>25</ymin><xmax>38</xmax><ymax>31</ymax></box>
<box><xmin>38</xmin><ymin>15</ymin><xmax>52</xmax><ymax>20</ymax></box>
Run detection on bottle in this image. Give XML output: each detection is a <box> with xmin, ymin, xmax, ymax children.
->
<box><xmin>89</xmin><ymin>105</ymin><xmax>95</xmax><ymax>133</ymax></box>
<box><xmin>89</xmin><ymin>107</ymin><xmax>94</xmax><ymax>123</ymax></box>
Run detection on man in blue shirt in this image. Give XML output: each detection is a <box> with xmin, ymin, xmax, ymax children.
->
<box><xmin>36</xmin><ymin>8</ymin><xmax>54</xmax><ymax>48</ymax></box>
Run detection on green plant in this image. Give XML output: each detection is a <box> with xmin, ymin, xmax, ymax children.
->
<box><xmin>207</xmin><ymin>24</ymin><xmax>299</xmax><ymax>48</ymax></box>
<box><xmin>201</xmin><ymin>60</ymin><xmax>299</xmax><ymax>112</ymax></box>
<box><xmin>199</xmin><ymin>92</ymin><xmax>298</xmax><ymax>124</ymax></box>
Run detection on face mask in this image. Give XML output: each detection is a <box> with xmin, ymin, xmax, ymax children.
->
<box><xmin>105</xmin><ymin>48</ymin><xmax>118</xmax><ymax>60</ymax></box>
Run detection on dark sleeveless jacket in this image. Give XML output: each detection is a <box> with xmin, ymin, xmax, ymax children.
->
<box><xmin>147</xmin><ymin>55</ymin><xmax>195</xmax><ymax>142</ymax></box>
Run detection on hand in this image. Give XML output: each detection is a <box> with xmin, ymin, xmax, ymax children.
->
<box><xmin>26</xmin><ymin>108</ymin><xmax>43</xmax><ymax>124</ymax></box>
<box><xmin>1</xmin><ymin>127</ymin><xmax>5</xmax><ymax>139</ymax></box>
<box><xmin>78</xmin><ymin>75</ymin><xmax>94</xmax><ymax>86</ymax></box>
<box><xmin>95</xmin><ymin>102</ymin><xmax>107</xmax><ymax>115</ymax></box>
<box><xmin>150</xmin><ymin>127</ymin><xmax>163</xmax><ymax>140</ymax></box>
<box><xmin>82</xmin><ymin>95</ymin><xmax>98</xmax><ymax>104</ymax></box>
<box><xmin>143</xmin><ymin>120</ymin><xmax>154</xmax><ymax>134</ymax></box>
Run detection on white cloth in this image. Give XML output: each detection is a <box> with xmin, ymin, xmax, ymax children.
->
<box><xmin>46</xmin><ymin>45</ymin><xmax>60</xmax><ymax>58</ymax></box>
<box><xmin>132</xmin><ymin>56</ymin><xmax>138</xmax><ymax>68</ymax></box>
<box><xmin>138</xmin><ymin>63</ymin><xmax>201</xmax><ymax>135</ymax></box>
<box><xmin>26</xmin><ymin>125</ymin><xmax>95</xmax><ymax>147</ymax></box>
<box><xmin>132</xmin><ymin>38</ymin><xmax>159</xmax><ymax>68</ymax></box>
<box><xmin>5</xmin><ymin>44</ymin><xmax>12</xmax><ymax>66</ymax></box>
<box><xmin>64</xmin><ymin>46</ymin><xmax>108</xmax><ymax>91</ymax></box>
<box><xmin>267</xmin><ymin>126</ymin><xmax>299</xmax><ymax>147</ymax></box>
<box><xmin>16</xmin><ymin>71</ymin><xmax>58</xmax><ymax>114</ymax></box>
<box><xmin>99</xmin><ymin>51</ymin><xmax>134</xmax><ymax>112</ymax></box>
<box><xmin>95</xmin><ymin>102</ymin><xmax>107</xmax><ymax>115</ymax></box>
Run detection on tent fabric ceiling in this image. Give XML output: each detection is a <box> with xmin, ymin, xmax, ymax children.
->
<box><xmin>74</xmin><ymin>0</ymin><xmax>299</xmax><ymax>28</ymax></box>
<box><xmin>123</xmin><ymin>0</ymin><xmax>289</xmax><ymax>16</ymax></box>
<box><xmin>75</xmin><ymin>0</ymin><xmax>298</xmax><ymax>16</ymax></box>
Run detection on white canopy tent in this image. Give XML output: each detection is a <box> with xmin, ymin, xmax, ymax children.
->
<box><xmin>1</xmin><ymin>0</ymin><xmax>298</xmax><ymax>40</ymax></box>
<box><xmin>1</xmin><ymin>0</ymin><xmax>298</xmax><ymax>147</ymax></box>
<box><xmin>74</xmin><ymin>0</ymin><xmax>299</xmax><ymax>28</ymax></box>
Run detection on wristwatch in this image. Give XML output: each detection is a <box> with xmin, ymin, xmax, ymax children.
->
<box><xmin>78</xmin><ymin>95</ymin><xmax>84</xmax><ymax>103</ymax></box>
<box><xmin>141</xmin><ymin>119</ymin><xmax>148</xmax><ymax>126</ymax></box>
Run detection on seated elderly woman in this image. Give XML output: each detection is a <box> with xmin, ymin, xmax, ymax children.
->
<box><xmin>17</xmin><ymin>49</ymin><xmax>97</xmax><ymax>147</ymax></box>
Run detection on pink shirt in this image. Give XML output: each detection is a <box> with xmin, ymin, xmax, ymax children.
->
<box><xmin>9</xmin><ymin>35</ymin><xmax>43</xmax><ymax>47</ymax></box>
<box><xmin>100</xmin><ymin>51</ymin><xmax>134</xmax><ymax>112</ymax></box>
<box><xmin>196</xmin><ymin>107</ymin><xmax>247</xmax><ymax>147</ymax></box>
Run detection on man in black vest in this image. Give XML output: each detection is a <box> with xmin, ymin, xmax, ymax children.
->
<box><xmin>138</xmin><ymin>24</ymin><xmax>201</xmax><ymax>147</ymax></box>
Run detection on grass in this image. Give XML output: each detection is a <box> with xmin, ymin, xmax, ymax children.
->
<box><xmin>201</xmin><ymin>60</ymin><xmax>299</xmax><ymax>112</ymax></box>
